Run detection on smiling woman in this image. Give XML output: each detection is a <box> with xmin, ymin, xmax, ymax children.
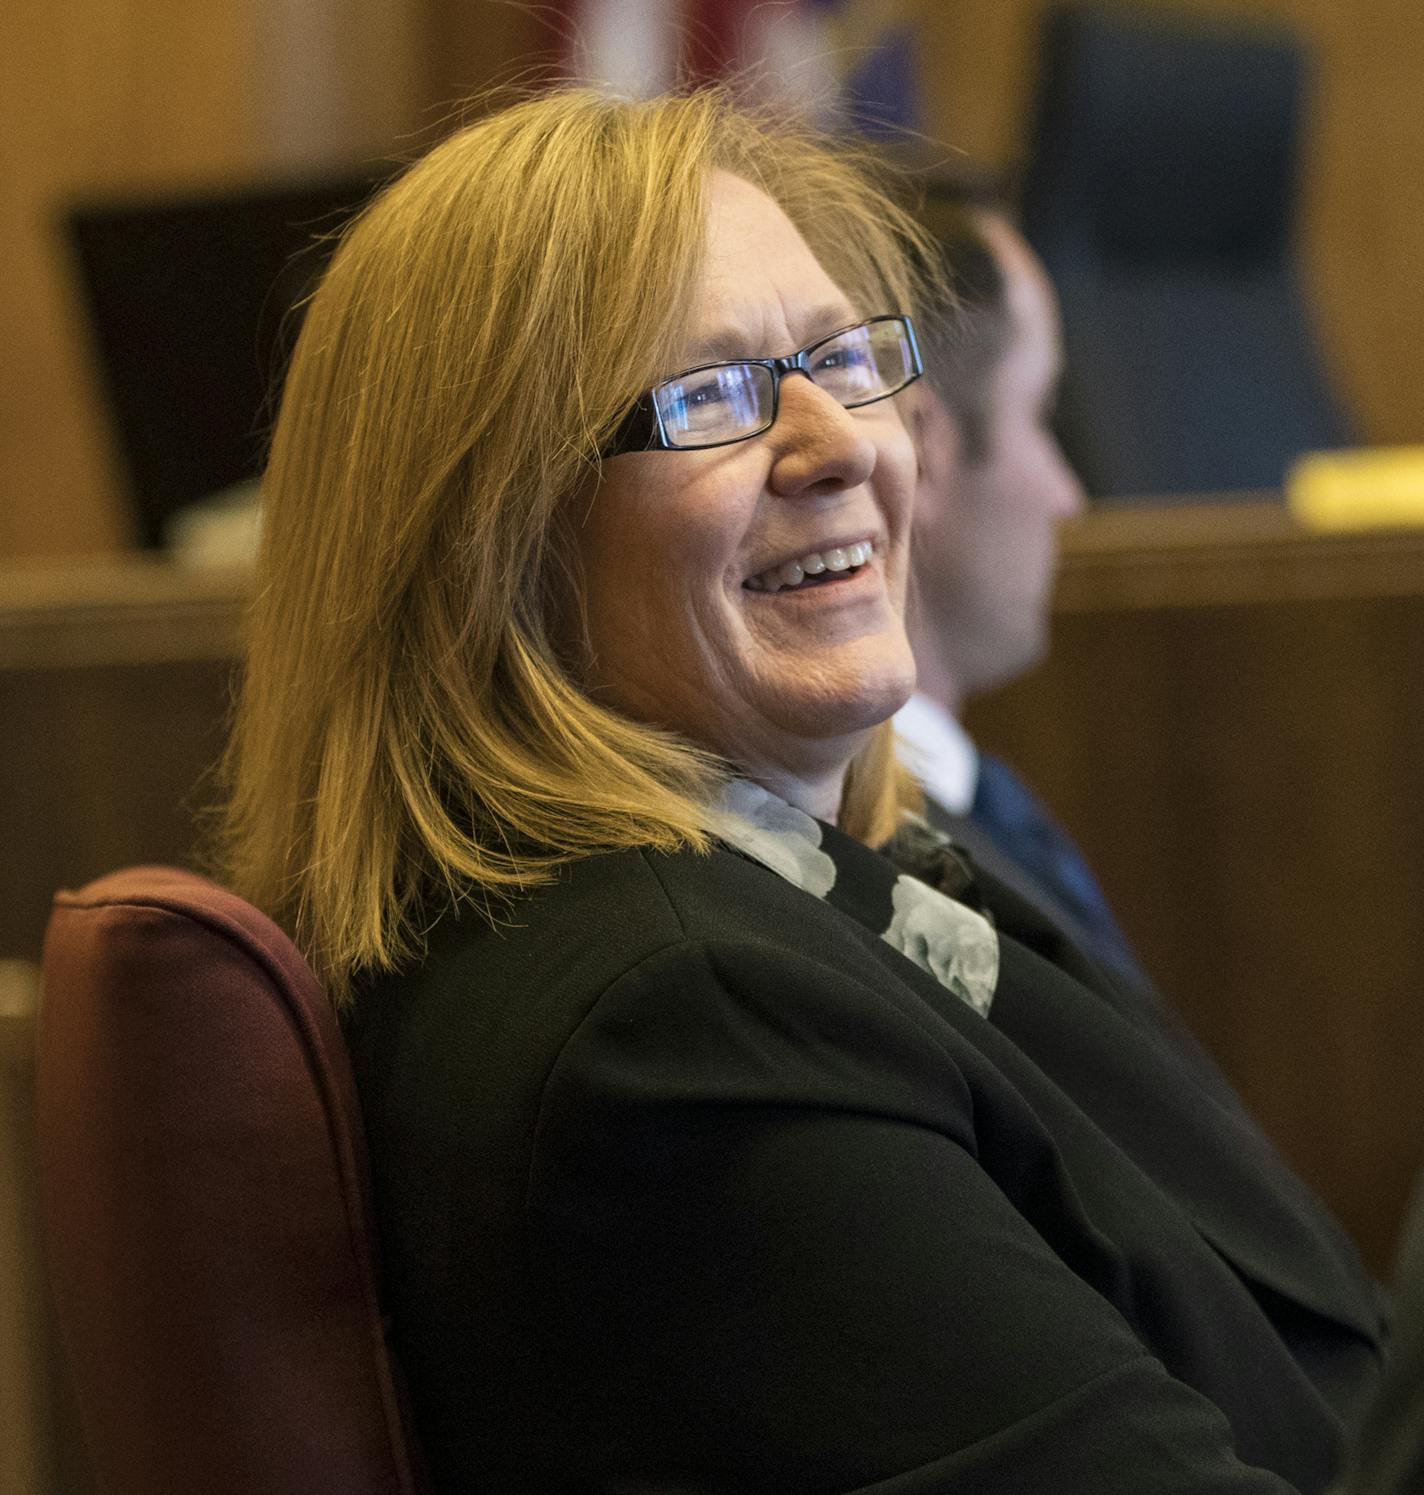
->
<box><xmin>218</xmin><ymin>89</ymin><xmax>1385</xmax><ymax>1494</ymax></box>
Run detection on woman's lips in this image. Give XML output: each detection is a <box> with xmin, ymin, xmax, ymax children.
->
<box><xmin>744</xmin><ymin>540</ymin><xmax>874</xmax><ymax>593</ymax></box>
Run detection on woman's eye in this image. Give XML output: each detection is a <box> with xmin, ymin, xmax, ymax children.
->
<box><xmin>814</xmin><ymin>347</ymin><xmax>858</xmax><ymax>373</ymax></box>
<box><xmin>813</xmin><ymin>342</ymin><xmax>876</xmax><ymax>392</ymax></box>
<box><xmin>661</xmin><ymin>372</ymin><xmax>739</xmax><ymax>433</ymax></box>
<box><xmin>671</xmin><ymin>379</ymin><xmax>727</xmax><ymax>418</ymax></box>
<box><xmin>655</xmin><ymin>364</ymin><xmax>766</xmax><ymax>441</ymax></box>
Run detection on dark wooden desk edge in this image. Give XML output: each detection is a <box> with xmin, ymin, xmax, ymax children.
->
<box><xmin>7</xmin><ymin>500</ymin><xmax>1424</xmax><ymax>666</ymax></box>
<box><xmin>0</xmin><ymin>559</ymin><xmax>250</xmax><ymax>669</ymax></box>
<box><xmin>1055</xmin><ymin>498</ymin><xmax>1424</xmax><ymax>614</ymax></box>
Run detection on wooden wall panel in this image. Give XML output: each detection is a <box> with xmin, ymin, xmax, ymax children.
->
<box><xmin>255</xmin><ymin>0</ymin><xmax>424</xmax><ymax>168</ymax></box>
<box><xmin>917</xmin><ymin>0</ymin><xmax>1424</xmax><ymax>447</ymax></box>
<box><xmin>1</xmin><ymin>965</ymin><xmax>95</xmax><ymax>1495</ymax></box>
<box><xmin>966</xmin><ymin>572</ymin><xmax>1424</xmax><ymax>1277</ymax></box>
<box><xmin>0</xmin><ymin>0</ymin><xmax>261</xmax><ymax>562</ymax></box>
<box><xmin>0</xmin><ymin>560</ymin><xmax>246</xmax><ymax>960</ymax></box>
<box><xmin>0</xmin><ymin>656</ymin><xmax>236</xmax><ymax>962</ymax></box>
<box><xmin>0</xmin><ymin>0</ymin><xmax>429</xmax><ymax>565</ymax></box>
<box><xmin>919</xmin><ymin>0</ymin><xmax>1424</xmax><ymax>1275</ymax></box>
<box><xmin>420</xmin><ymin>0</ymin><xmax>547</xmax><ymax>123</ymax></box>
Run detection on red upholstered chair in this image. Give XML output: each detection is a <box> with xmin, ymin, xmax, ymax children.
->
<box><xmin>35</xmin><ymin>866</ymin><xmax>427</xmax><ymax>1495</ymax></box>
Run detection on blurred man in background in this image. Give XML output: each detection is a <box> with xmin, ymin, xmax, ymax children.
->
<box><xmin>897</xmin><ymin>184</ymin><xmax>1150</xmax><ymax>993</ymax></box>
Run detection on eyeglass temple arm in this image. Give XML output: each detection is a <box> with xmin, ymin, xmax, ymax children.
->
<box><xmin>602</xmin><ymin>395</ymin><xmax>663</xmax><ymax>459</ymax></box>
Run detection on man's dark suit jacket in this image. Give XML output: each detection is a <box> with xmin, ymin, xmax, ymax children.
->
<box><xmin>346</xmin><ymin>839</ymin><xmax>1386</xmax><ymax>1495</ymax></box>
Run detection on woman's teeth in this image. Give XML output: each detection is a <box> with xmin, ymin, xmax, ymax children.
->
<box><xmin>746</xmin><ymin>541</ymin><xmax>874</xmax><ymax>593</ymax></box>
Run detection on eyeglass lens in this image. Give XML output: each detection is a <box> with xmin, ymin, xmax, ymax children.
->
<box><xmin>656</xmin><ymin>364</ymin><xmax>774</xmax><ymax>447</ymax></box>
<box><xmin>653</xmin><ymin>318</ymin><xmax>916</xmax><ymax>450</ymax></box>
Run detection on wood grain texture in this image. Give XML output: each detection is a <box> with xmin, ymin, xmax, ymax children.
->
<box><xmin>1</xmin><ymin>657</ymin><xmax>237</xmax><ymax>970</ymax></box>
<box><xmin>1054</xmin><ymin>499</ymin><xmax>1424</xmax><ymax>611</ymax></box>
<box><xmin>254</xmin><ymin>0</ymin><xmax>425</xmax><ymax>169</ymax></box>
<box><xmin>0</xmin><ymin>0</ymin><xmax>430</xmax><ymax>564</ymax></box>
<box><xmin>0</xmin><ymin>966</ymin><xmax>94</xmax><ymax>1495</ymax></box>
<box><xmin>0</xmin><ymin>0</ymin><xmax>260</xmax><ymax>562</ymax></box>
<box><xmin>0</xmin><ymin>560</ymin><xmax>249</xmax><ymax>670</ymax></box>
<box><xmin>418</xmin><ymin>0</ymin><xmax>548</xmax><ymax>121</ymax></box>
<box><xmin>0</xmin><ymin>973</ymin><xmax>51</xmax><ymax>1495</ymax></box>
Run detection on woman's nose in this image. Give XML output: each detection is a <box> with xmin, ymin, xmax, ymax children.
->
<box><xmin>766</xmin><ymin>374</ymin><xmax>877</xmax><ymax>497</ymax></box>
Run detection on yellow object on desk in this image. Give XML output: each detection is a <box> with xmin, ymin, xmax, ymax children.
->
<box><xmin>1288</xmin><ymin>446</ymin><xmax>1424</xmax><ymax>531</ymax></box>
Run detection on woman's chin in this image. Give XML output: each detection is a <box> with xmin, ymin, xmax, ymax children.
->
<box><xmin>762</xmin><ymin>652</ymin><xmax>917</xmax><ymax>745</ymax></box>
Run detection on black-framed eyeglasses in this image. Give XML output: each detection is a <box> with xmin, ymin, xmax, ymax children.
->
<box><xmin>603</xmin><ymin>313</ymin><xmax>923</xmax><ymax>457</ymax></box>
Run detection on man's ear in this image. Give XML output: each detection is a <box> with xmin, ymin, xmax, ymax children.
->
<box><xmin>907</xmin><ymin>385</ymin><xmax>961</xmax><ymax>537</ymax></box>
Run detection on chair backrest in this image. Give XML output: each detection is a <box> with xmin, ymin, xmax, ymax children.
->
<box><xmin>1019</xmin><ymin>2</ymin><xmax>1351</xmax><ymax>499</ymax></box>
<box><xmin>36</xmin><ymin>866</ymin><xmax>427</xmax><ymax>1495</ymax></box>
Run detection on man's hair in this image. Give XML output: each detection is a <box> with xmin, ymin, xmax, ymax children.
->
<box><xmin>216</xmin><ymin>87</ymin><xmax>941</xmax><ymax>998</ymax></box>
<box><xmin>910</xmin><ymin>173</ymin><xmax>1014</xmax><ymax>464</ymax></box>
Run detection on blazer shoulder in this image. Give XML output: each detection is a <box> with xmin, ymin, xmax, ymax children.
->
<box><xmin>352</xmin><ymin>842</ymin><xmax>884</xmax><ymax>1066</ymax></box>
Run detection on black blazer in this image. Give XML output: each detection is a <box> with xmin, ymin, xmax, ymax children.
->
<box><xmin>346</xmin><ymin>837</ymin><xmax>1386</xmax><ymax>1494</ymax></box>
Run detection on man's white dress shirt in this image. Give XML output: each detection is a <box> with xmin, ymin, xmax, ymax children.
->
<box><xmin>893</xmin><ymin>693</ymin><xmax>979</xmax><ymax>817</ymax></box>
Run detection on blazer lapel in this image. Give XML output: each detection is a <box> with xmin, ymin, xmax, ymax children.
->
<box><xmin>822</xmin><ymin>819</ymin><xmax>1385</xmax><ymax>1349</ymax></box>
<box><xmin>987</xmin><ymin>936</ymin><xmax>1387</xmax><ymax>1346</ymax></box>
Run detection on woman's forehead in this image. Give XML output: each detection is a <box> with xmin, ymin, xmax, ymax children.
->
<box><xmin>689</xmin><ymin>170</ymin><xmax>855</xmax><ymax>359</ymax></box>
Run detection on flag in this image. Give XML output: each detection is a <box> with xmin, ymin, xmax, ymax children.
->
<box><xmin>548</xmin><ymin>0</ymin><xmax>921</xmax><ymax>141</ymax></box>
<box><xmin>547</xmin><ymin>0</ymin><xmax>682</xmax><ymax>95</ymax></box>
<box><xmin>808</xmin><ymin>0</ymin><xmax>920</xmax><ymax>136</ymax></box>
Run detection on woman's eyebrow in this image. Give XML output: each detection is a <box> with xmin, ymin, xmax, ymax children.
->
<box><xmin>683</xmin><ymin>327</ymin><xmax>754</xmax><ymax>364</ymax></box>
<box><xmin>797</xmin><ymin>303</ymin><xmax>860</xmax><ymax>344</ymax></box>
<box><xmin>684</xmin><ymin>304</ymin><xmax>857</xmax><ymax>365</ymax></box>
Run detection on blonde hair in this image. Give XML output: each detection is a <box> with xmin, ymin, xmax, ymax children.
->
<box><xmin>218</xmin><ymin>87</ymin><xmax>933</xmax><ymax>999</ymax></box>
